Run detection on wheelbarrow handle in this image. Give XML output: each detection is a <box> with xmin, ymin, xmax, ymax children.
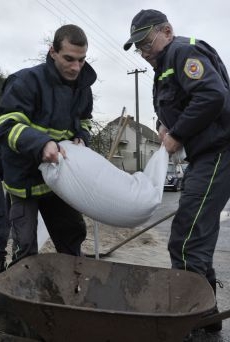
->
<box><xmin>196</xmin><ymin>309</ymin><xmax>230</xmax><ymax>328</ymax></box>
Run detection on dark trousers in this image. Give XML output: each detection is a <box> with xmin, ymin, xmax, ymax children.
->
<box><xmin>168</xmin><ymin>149</ymin><xmax>230</xmax><ymax>284</ymax></box>
<box><xmin>0</xmin><ymin>183</ymin><xmax>11</xmax><ymax>259</ymax></box>
<box><xmin>9</xmin><ymin>193</ymin><xmax>87</xmax><ymax>263</ymax></box>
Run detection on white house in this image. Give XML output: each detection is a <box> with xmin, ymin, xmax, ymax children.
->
<box><xmin>107</xmin><ymin>116</ymin><xmax>160</xmax><ymax>173</ymax></box>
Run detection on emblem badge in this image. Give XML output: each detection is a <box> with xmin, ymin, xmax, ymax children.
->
<box><xmin>131</xmin><ymin>25</ymin><xmax>136</xmax><ymax>34</ymax></box>
<box><xmin>184</xmin><ymin>59</ymin><xmax>204</xmax><ymax>79</ymax></box>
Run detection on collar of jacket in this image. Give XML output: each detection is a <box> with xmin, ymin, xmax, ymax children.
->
<box><xmin>45</xmin><ymin>52</ymin><xmax>97</xmax><ymax>89</ymax></box>
<box><xmin>154</xmin><ymin>36</ymin><xmax>175</xmax><ymax>71</ymax></box>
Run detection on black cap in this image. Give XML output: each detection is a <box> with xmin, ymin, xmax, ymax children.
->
<box><xmin>123</xmin><ymin>9</ymin><xmax>168</xmax><ymax>51</ymax></box>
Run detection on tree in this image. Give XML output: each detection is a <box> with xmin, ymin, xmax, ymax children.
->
<box><xmin>90</xmin><ymin>119</ymin><xmax>112</xmax><ymax>157</ymax></box>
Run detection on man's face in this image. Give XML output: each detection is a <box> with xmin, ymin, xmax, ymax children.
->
<box><xmin>50</xmin><ymin>38</ymin><xmax>87</xmax><ymax>81</ymax></box>
<box><xmin>135</xmin><ymin>28</ymin><xmax>170</xmax><ymax>67</ymax></box>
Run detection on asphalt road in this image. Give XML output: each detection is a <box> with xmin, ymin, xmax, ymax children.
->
<box><xmin>105</xmin><ymin>191</ymin><xmax>230</xmax><ymax>341</ymax></box>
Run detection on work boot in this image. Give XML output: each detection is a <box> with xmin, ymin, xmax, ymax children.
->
<box><xmin>204</xmin><ymin>279</ymin><xmax>223</xmax><ymax>333</ymax></box>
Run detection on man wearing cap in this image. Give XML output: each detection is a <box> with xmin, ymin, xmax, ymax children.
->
<box><xmin>124</xmin><ymin>9</ymin><xmax>230</xmax><ymax>334</ymax></box>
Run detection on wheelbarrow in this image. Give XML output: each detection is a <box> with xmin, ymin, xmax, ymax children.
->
<box><xmin>0</xmin><ymin>253</ymin><xmax>229</xmax><ymax>342</ymax></box>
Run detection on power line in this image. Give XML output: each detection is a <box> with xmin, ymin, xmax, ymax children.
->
<box><xmin>41</xmin><ymin>0</ymin><xmax>133</xmax><ymax>71</ymax></box>
<box><xmin>55</xmin><ymin>0</ymin><xmax>153</xmax><ymax>84</ymax></box>
<box><xmin>66</xmin><ymin>0</ymin><xmax>153</xmax><ymax>77</ymax></box>
<box><xmin>35</xmin><ymin>0</ymin><xmax>63</xmax><ymax>24</ymax></box>
<box><xmin>34</xmin><ymin>0</ymin><xmax>155</xmax><ymax>120</ymax></box>
<box><xmin>35</xmin><ymin>0</ymin><xmax>153</xmax><ymax>88</ymax></box>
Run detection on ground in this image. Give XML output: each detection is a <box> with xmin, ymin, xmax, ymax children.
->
<box><xmin>38</xmin><ymin>216</ymin><xmax>157</xmax><ymax>258</ymax></box>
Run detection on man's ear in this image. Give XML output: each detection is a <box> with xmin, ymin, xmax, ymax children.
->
<box><xmin>49</xmin><ymin>45</ymin><xmax>55</xmax><ymax>59</ymax></box>
<box><xmin>163</xmin><ymin>24</ymin><xmax>173</xmax><ymax>37</ymax></box>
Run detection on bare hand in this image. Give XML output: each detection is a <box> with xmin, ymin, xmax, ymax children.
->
<box><xmin>158</xmin><ymin>124</ymin><xmax>168</xmax><ymax>143</ymax></box>
<box><xmin>42</xmin><ymin>141</ymin><xmax>66</xmax><ymax>163</ymax></box>
<box><xmin>163</xmin><ymin>134</ymin><xmax>182</xmax><ymax>154</ymax></box>
<box><xmin>73</xmin><ymin>138</ymin><xmax>85</xmax><ymax>145</ymax></box>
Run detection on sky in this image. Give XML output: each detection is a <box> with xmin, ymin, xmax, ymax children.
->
<box><xmin>0</xmin><ymin>0</ymin><xmax>230</xmax><ymax>130</ymax></box>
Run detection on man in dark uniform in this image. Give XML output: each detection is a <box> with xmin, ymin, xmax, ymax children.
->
<box><xmin>0</xmin><ymin>24</ymin><xmax>97</xmax><ymax>265</ymax></box>
<box><xmin>124</xmin><ymin>9</ymin><xmax>230</xmax><ymax>333</ymax></box>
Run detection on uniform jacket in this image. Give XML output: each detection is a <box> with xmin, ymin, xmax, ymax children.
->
<box><xmin>0</xmin><ymin>54</ymin><xmax>97</xmax><ymax>198</ymax></box>
<box><xmin>154</xmin><ymin>36</ymin><xmax>230</xmax><ymax>161</ymax></box>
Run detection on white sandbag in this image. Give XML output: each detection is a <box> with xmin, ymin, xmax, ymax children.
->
<box><xmin>39</xmin><ymin>140</ymin><xmax>168</xmax><ymax>227</ymax></box>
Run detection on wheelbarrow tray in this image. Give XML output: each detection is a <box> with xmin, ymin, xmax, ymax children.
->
<box><xmin>0</xmin><ymin>253</ymin><xmax>216</xmax><ymax>341</ymax></box>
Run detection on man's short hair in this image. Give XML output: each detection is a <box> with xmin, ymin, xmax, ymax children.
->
<box><xmin>53</xmin><ymin>24</ymin><xmax>88</xmax><ymax>52</ymax></box>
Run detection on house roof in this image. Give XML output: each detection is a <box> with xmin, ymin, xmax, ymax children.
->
<box><xmin>110</xmin><ymin>116</ymin><xmax>160</xmax><ymax>144</ymax></box>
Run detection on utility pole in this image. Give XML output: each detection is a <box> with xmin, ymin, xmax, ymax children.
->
<box><xmin>127</xmin><ymin>68</ymin><xmax>147</xmax><ymax>171</ymax></box>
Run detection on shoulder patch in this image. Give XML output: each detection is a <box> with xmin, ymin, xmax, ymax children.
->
<box><xmin>184</xmin><ymin>58</ymin><xmax>204</xmax><ymax>79</ymax></box>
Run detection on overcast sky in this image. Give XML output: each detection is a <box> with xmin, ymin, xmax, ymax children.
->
<box><xmin>0</xmin><ymin>0</ymin><xmax>229</xmax><ymax>129</ymax></box>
